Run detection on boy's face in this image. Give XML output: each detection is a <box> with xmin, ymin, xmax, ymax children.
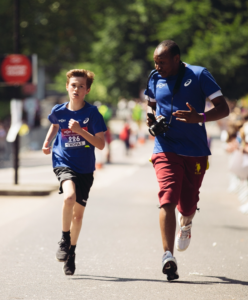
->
<box><xmin>66</xmin><ymin>76</ymin><xmax>90</xmax><ymax>102</ymax></box>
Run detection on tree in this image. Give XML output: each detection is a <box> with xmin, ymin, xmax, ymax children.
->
<box><xmin>155</xmin><ymin>0</ymin><xmax>248</xmax><ymax>99</ymax></box>
<box><xmin>1</xmin><ymin>0</ymin><xmax>248</xmax><ymax>102</ymax></box>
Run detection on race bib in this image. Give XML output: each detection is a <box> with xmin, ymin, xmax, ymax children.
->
<box><xmin>61</xmin><ymin>127</ymin><xmax>88</xmax><ymax>149</ymax></box>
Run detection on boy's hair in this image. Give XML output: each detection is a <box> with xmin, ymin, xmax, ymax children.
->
<box><xmin>66</xmin><ymin>69</ymin><xmax>95</xmax><ymax>89</ymax></box>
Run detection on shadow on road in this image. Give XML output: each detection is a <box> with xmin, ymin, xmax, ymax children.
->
<box><xmin>69</xmin><ymin>274</ymin><xmax>248</xmax><ymax>286</ymax></box>
<box><xmin>219</xmin><ymin>225</ymin><xmax>248</xmax><ymax>232</ymax></box>
<box><xmin>70</xmin><ymin>274</ymin><xmax>165</xmax><ymax>283</ymax></box>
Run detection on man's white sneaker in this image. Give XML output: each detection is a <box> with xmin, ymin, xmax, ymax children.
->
<box><xmin>176</xmin><ymin>212</ymin><xmax>192</xmax><ymax>251</ymax></box>
<box><xmin>162</xmin><ymin>251</ymin><xmax>179</xmax><ymax>281</ymax></box>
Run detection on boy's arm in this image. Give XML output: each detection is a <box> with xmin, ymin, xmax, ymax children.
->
<box><xmin>68</xmin><ymin>119</ymin><xmax>105</xmax><ymax>150</ymax></box>
<box><xmin>42</xmin><ymin>124</ymin><xmax>59</xmax><ymax>155</ymax></box>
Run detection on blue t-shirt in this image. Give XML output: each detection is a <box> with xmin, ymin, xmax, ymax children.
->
<box><xmin>144</xmin><ymin>64</ymin><xmax>221</xmax><ymax>157</ymax></box>
<box><xmin>48</xmin><ymin>101</ymin><xmax>107</xmax><ymax>173</ymax></box>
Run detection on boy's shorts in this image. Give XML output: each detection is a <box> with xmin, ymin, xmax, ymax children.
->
<box><xmin>151</xmin><ymin>152</ymin><xmax>207</xmax><ymax>216</ymax></box>
<box><xmin>53</xmin><ymin>167</ymin><xmax>94</xmax><ymax>207</ymax></box>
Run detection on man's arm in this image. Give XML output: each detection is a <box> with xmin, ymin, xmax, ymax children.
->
<box><xmin>172</xmin><ymin>96</ymin><xmax>229</xmax><ymax>123</ymax></box>
<box><xmin>68</xmin><ymin>119</ymin><xmax>105</xmax><ymax>150</ymax></box>
<box><xmin>205</xmin><ymin>96</ymin><xmax>230</xmax><ymax>122</ymax></box>
<box><xmin>42</xmin><ymin>124</ymin><xmax>59</xmax><ymax>155</ymax></box>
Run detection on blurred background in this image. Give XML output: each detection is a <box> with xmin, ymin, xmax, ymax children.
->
<box><xmin>1</xmin><ymin>0</ymin><xmax>248</xmax><ymax>212</ymax></box>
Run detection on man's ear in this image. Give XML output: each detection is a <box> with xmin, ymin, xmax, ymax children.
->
<box><xmin>86</xmin><ymin>88</ymin><xmax>91</xmax><ymax>94</ymax></box>
<box><xmin>174</xmin><ymin>54</ymin><xmax>180</xmax><ymax>64</ymax></box>
<box><xmin>66</xmin><ymin>84</ymin><xmax>68</xmax><ymax>91</ymax></box>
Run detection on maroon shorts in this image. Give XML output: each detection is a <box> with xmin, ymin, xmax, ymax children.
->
<box><xmin>151</xmin><ymin>152</ymin><xmax>208</xmax><ymax>216</ymax></box>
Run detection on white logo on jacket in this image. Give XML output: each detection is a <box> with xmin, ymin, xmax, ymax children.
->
<box><xmin>184</xmin><ymin>79</ymin><xmax>192</xmax><ymax>86</ymax></box>
<box><xmin>83</xmin><ymin>118</ymin><xmax>89</xmax><ymax>124</ymax></box>
<box><xmin>58</xmin><ymin>119</ymin><xmax>66</xmax><ymax>122</ymax></box>
<box><xmin>156</xmin><ymin>83</ymin><xmax>167</xmax><ymax>88</ymax></box>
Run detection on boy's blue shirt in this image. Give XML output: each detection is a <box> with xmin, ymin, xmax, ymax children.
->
<box><xmin>144</xmin><ymin>63</ymin><xmax>221</xmax><ymax>157</ymax></box>
<box><xmin>48</xmin><ymin>101</ymin><xmax>107</xmax><ymax>173</ymax></box>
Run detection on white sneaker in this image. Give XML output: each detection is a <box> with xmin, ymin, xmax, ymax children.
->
<box><xmin>162</xmin><ymin>251</ymin><xmax>179</xmax><ymax>281</ymax></box>
<box><xmin>175</xmin><ymin>212</ymin><xmax>192</xmax><ymax>251</ymax></box>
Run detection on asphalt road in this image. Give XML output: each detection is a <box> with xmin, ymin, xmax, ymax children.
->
<box><xmin>0</xmin><ymin>138</ymin><xmax>247</xmax><ymax>300</ymax></box>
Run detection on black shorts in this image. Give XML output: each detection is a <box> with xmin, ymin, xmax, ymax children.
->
<box><xmin>53</xmin><ymin>167</ymin><xmax>94</xmax><ymax>207</ymax></box>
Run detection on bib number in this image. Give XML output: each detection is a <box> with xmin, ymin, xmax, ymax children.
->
<box><xmin>61</xmin><ymin>127</ymin><xmax>88</xmax><ymax>149</ymax></box>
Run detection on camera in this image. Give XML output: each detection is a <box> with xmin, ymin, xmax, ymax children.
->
<box><xmin>147</xmin><ymin>113</ymin><xmax>169</xmax><ymax>136</ymax></box>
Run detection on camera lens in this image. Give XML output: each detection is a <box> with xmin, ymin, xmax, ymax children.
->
<box><xmin>149</xmin><ymin>126</ymin><xmax>156</xmax><ymax>136</ymax></box>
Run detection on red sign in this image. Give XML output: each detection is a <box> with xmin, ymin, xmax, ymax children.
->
<box><xmin>1</xmin><ymin>54</ymin><xmax>32</xmax><ymax>84</ymax></box>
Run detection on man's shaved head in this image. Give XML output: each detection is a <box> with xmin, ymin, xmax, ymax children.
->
<box><xmin>156</xmin><ymin>40</ymin><xmax>180</xmax><ymax>57</ymax></box>
<box><xmin>153</xmin><ymin>40</ymin><xmax>181</xmax><ymax>77</ymax></box>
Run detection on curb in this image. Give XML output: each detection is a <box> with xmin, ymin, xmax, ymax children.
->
<box><xmin>0</xmin><ymin>184</ymin><xmax>58</xmax><ymax>196</ymax></box>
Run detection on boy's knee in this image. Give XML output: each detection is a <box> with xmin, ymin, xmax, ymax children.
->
<box><xmin>64</xmin><ymin>194</ymin><xmax>76</xmax><ymax>206</ymax></box>
<box><xmin>72</xmin><ymin>214</ymin><xmax>83</xmax><ymax>224</ymax></box>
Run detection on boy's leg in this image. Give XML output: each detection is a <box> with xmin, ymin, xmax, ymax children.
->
<box><xmin>56</xmin><ymin>179</ymin><xmax>76</xmax><ymax>262</ymax></box>
<box><xmin>70</xmin><ymin>202</ymin><xmax>85</xmax><ymax>245</ymax></box>
<box><xmin>63</xmin><ymin>197</ymin><xmax>86</xmax><ymax>276</ymax></box>
<box><xmin>62</xmin><ymin>180</ymin><xmax>77</xmax><ymax>231</ymax></box>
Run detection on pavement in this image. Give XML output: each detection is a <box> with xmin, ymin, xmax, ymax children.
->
<box><xmin>0</xmin><ymin>124</ymin><xmax>248</xmax><ymax>300</ymax></box>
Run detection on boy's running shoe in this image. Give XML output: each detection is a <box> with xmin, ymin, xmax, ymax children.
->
<box><xmin>63</xmin><ymin>253</ymin><xmax>76</xmax><ymax>275</ymax></box>
<box><xmin>162</xmin><ymin>251</ymin><xmax>179</xmax><ymax>281</ymax></box>
<box><xmin>56</xmin><ymin>238</ymin><xmax>70</xmax><ymax>262</ymax></box>
<box><xmin>175</xmin><ymin>212</ymin><xmax>192</xmax><ymax>252</ymax></box>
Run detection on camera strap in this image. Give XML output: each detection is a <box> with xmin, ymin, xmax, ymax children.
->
<box><xmin>168</xmin><ymin>61</ymin><xmax>186</xmax><ymax>125</ymax></box>
<box><xmin>146</xmin><ymin>61</ymin><xmax>186</xmax><ymax>126</ymax></box>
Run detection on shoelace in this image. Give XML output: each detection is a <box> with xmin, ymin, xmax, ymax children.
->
<box><xmin>179</xmin><ymin>226</ymin><xmax>191</xmax><ymax>240</ymax></box>
<box><xmin>66</xmin><ymin>254</ymin><xmax>75</xmax><ymax>266</ymax></box>
<box><xmin>58</xmin><ymin>238</ymin><xmax>70</xmax><ymax>251</ymax></box>
<box><xmin>162</xmin><ymin>251</ymin><xmax>173</xmax><ymax>262</ymax></box>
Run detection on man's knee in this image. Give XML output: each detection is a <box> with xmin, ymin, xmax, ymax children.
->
<box><xmin>160</xmin><ymin>203</ymin><xmax>177</xmax><ymax>212</ymax></box>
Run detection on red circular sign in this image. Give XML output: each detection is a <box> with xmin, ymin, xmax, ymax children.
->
<box><xmin>1</xmin><ymin>54</ymin><xmax>32</xmax><ymax>84</ymax></box>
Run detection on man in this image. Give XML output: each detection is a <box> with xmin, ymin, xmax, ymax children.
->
<box><xmin>145</xmin><ymin>40</ymin><xmax>229</xmax><ymax>281</ymax></box>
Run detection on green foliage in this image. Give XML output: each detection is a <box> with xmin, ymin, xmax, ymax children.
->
<box><xmin>0</xmin><ymin>101</ymin><xmax>10</xmax><ymax>121</ymax></box>
<box><xmin>1</xmin><ymin>0</ymin><xmax>248</xmax><ymax>101</ymax></box>
<box><xmin>154</xmin><ymin>0</ymin><xmax>248</xmax><ymax>99</ymax></box>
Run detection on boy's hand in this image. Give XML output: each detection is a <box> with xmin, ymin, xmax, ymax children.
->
<box><xmin>42</xmin><ymin>141</ymin><xmax>51</xmax><ymax>155</ymax></box>
<box><xmin>68</xmin><ymin>119</ymin><xmax>81</xmax><ymax>134</ymax></box>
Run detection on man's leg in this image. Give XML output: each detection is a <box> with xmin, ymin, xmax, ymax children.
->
<box><xmin>176</xmin><ymin>156</ymin><xmax>207</xmax><ymax>252</ymax></box>
<box><xmin>159</xmin><ymin>203</ymin><xmax>177</xmax><ymax>255</ymax></box>
<box><xmin>160</xmin><ymin>203</ymin><xmax>179</xmax><ymax>280</ymax></box>
<box><xmin>179</xmin><ymin>211</ymin><xmax>195</xmax><ymax>227</ymax></box>
<box><xmin>152</xmin><ymin>152</ymin><xmax>184</xmax><ymax>280</ymax></box>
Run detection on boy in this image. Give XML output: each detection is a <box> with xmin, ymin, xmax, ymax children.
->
<box><xmin>42</xmin><ymin>69</ymin><xmax>107</xmax><ymax>275</ymax></box>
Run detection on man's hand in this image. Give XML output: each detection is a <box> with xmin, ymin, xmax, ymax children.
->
<box><xmin>146</xmin><ymin>115</ymin><xmax>154</xmax><ymax>127</ymax></box>
<box><xmin>172</xmin><ymin>103</ymin><xmax>202</xmax><ymax>123</ymax></box>
<box><xmin>42</xmin><ymin>141</ymin><xmax>51</xmax><ymax>155</ymax></box>
<box><xmin>68</xmin><ymin>119</ymin><xmax>82</xmax><ymax>134</ymax></box>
